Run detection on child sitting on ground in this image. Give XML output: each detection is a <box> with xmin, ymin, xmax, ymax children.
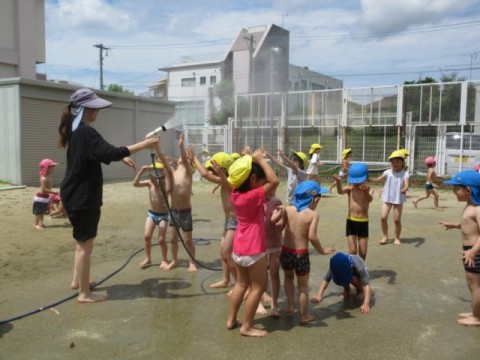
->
<box><xmin>275</xmin><ymin>180</ymin><xmax>335</xmax><ymax>324</ymax></box>
<box><xmin>439</xmin><ymin>170</ymin><xmax>480</xmax><ymax>326</ymax></box>
<box><xmin>311</xmin><ymin>252</ymin><xmax>372</xmax><ymax>314</ymax></box>
<box><xmin>33</xmin><ymin>158</ymin><xmax>60</xmax><ymax>229</ymax></box>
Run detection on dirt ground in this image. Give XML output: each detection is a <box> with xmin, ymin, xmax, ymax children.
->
<box><xmin>0</xmin><ymin>178</ymin><xmax>479</xmax><ymax>359</ymax></box>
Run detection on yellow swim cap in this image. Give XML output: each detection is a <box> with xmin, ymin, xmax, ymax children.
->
<box><xmin>388</xmin><ymin>150</ymin><xmax>405</xmax><ymax>160</ymax></box>
<box><xmin>205</xmin><ymin>152</ymin><xmax>234</xmax><ymax>170</ymax></box>
<box><xmin>149</xmin><ymin>162</ymin><xmax>164</xmax><ymax>169</ymax></box>
<box><xmin>231</xmin><ymin>152</ymin><xmax>241</xmax><ymax>161</ymax></box>
<box><xmin>293</xmin><ymin>151</ymin><xmax>308</xmax><ymax>169</ymax></box>
<box><xmin>341</xmin><ymin>148</ymin><xmax>352</xmax><ymax>159</ymax></box>
<box><xmin>309</xmin><ymin>143</ymin><xmax>322</xmax><ymax>155</ymax></box>
<box><xmin>227</xmin><ymin>155</ymin><xmax>252</xmax><ymax>189</ymax></box>
<box><xmin>399</xmin><ymin>148</ymin><xmax>409</xmax><ymax>157</ymax></box>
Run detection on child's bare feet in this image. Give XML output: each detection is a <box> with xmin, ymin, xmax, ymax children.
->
<box><xmin>226</xmin><ymin>289</ymin><xmax>234</xmax><ymax>297</ymax></box>
<box><xmin>166</xmin><ymin>261</ymin><xmax>177</xmax><ymax>270</ymax></box>
<box><xmin>435</xmin><ymin>207</ymin><xmax>444</xmax><ymax>211</ymax></box>
<box><xmin>412</xmin><ymin>200</ymin><xmax>417</xmax><ymax>208</ymax></box>
<box><xmin>159</xmin><ymin>261</ymin><xmax>169</xmax><ymax>270</ymax></box>
<box><xmin>226</xmin><ymin>319</ymin><xmax>239</xmax><ymax>330</ymax></box>
<box><xmin>77</xmin><ymin>293</ymin><xmax>107</xmax><ymax>303</ymax></box>
<box><xmin>33</xmin><ymin>224</ymin><xmax>44</xmax><ymax>230</ymax></box>
<box><xmin>393</xmin><ymin>239</ymin><xmax>401</xmax><ymax>246</ymax></box>
<box><xmin>456</xmin><ymin>315</ymin><xmax>480</xmax><ymax>326</ymax></box>
<box><xmin>300</xmin><ymin>314</ymin><xmax>316</xmax><ymax>325</ymax></box>
<box><xmin>70</xmin><ymin>281</ymin><xmax>97</xmax><ymax>290</ymax></box>
<box><xmin>256</xmin><ymin>302</ymin><xmax>268</xmax><ymax>315</ymax></box>
<box><xmin>340</xmin><ymin>290</ymin><xmax>350</xmax><ymax>301</ymax></box>
<box><xmin>379</xmin><ymin>237</ymin><xmax>388</xmax><ymax>245</ymax></box>
<box><xmin>240</xmin><ymin>326</ymin><xmax>267</xmax><ymax>337</ymax></box>
<box><xmin>284</xmin><ymin>306</ymin><xmax>296</xmax><ymax>314</ymax></box>
<box><xmin>188</xmin><ymin>263</ymin><xmax>197</xmax><ymax>272</ymax></box>
<box><xmin>261</xmin><ymin>292</ymin><xmax>273</xmax><ymax>305</ymax></box>
<box><xmin>209</xmin><ymin>280</ymin><xmax>230</xmax><ymax>289</ymax></box>
<box><xmin>271</xmin><ymin>307</ymin><xmax>280</xmax><ymax>318</ymax></box>
<box><xmin>458</xmin><ymin>312</ymin><xmax>473</xmax><ymax>318</ymax></box>
<box><xmin>140</xmin><ymin>259</ymin><xmax>152</xmax><ymax>269</ymax></box>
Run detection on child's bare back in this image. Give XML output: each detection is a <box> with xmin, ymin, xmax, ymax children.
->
<box><xmin>283</xmin><ymin>206</ymin><xmax>318</xmax><ymax>251</ymax></box>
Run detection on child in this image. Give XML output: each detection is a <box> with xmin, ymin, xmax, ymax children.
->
<box><xmin>133</xmin><ymin>147</ymin><xmax>173</xmax><ymax>270</ymax></box>
<box><xmin>276</xmin><ymin>180</ymin><xmax>335</xmax><ymax>324</ymax></box>
<box><xmin>369</xmin><ymin>150</ymin><xmax>410</xmax><ymax>245</ymax></box>
<box><xmin>264</xmin><ymin>191</ymin><xmax>284</xmax><ymax>317</ymax></box>
<box><xmin>226</xmin><ymin>150</ymin><xmax>279</xmax><ymax>337</ymax></box>
<box><xmin>193</xmin><ymin>151</ymin><xmax>236</xmax><ymax>288</ymax></box>
<box><xmin>329</xmin><ymin>148</ymin><xmax>352</xmax><ymax>192</ymax></box>
<box><xmin>334</xmin><ymin>162</ymin><xmax>373</xmax><ymax>260</ymax></box>
<box><xmin>33</xmin><ymin>158</ymin><xmax>60</xmax><ymax>229</ymax></box>
<box><xmin>440</xmin><ymin>170</ymin><xmax>480</xmax><ymax>326</ymax></box>
<box><xmin>311</xmin><ymin>252</ymin><xmax>372</xmax><ymax>314</ymax></box>
<box><xmin>413</xmin><ymin>156</ymin><xmax>442</xmax><ymax>211</ymax></box>
<box><xmin>168</xmin><ymin>133</ymin><xmax>197</xmax><ymax>272</ymax></box>
<box><xmin>265</xmin><ymin>149</ymin><xmax>307</xmax><ymax>205</ymax></box>
<box><xmin>306</xmin><ymin>143</ymin><xmax>323</xmax><ymax>184</ymax></box>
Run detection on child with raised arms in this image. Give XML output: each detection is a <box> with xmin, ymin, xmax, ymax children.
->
<box><xmin>133</xmin><ymin>143</ymin><xmax>173</xmax><ymax>270</ymax></box>
<box><xmin>192</xmin><ymin>151</ymin><xmax>237</xmax><ymax>288</ymax></box>
<box><xmin>226</xmin><ymin>150</ymin><xmax>279</xmax><ymax>337</ymax></box>
<box><xmin>334</xmin><ymin>162</ymin><xmax>373</xmax><ymax>260</ymax></box>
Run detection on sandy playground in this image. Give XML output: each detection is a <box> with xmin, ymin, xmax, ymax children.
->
<box><xmin>0</xmin><ymin>179</ymin><xmax>479</xmax><ymax>359</ymax></box>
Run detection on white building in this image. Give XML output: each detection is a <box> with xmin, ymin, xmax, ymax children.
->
<box><xmin>0</xmin><ymin>0</ymin><xmax>45</xmax><ymax>80</ymax></box>
<box><xmin>155</xmin><ymin>24</ymin><xmax>342</xmax><ymax>127</ymax></box>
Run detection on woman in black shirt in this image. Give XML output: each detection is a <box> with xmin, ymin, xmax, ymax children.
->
<box><xmin>59</xmin><ymin>88</ymin><xmax>159</xmax><ymax>303</ymax></box>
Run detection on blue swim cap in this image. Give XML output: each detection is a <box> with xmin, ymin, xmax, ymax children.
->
<box><xmin>330</xmin><ymin>253</ymin><xmax>354</xmax><ymax>286</ymax></box>
<box><xmin>348</xmin><ymin>163</ymin><xmax>368</xmax><ymax>184</ymax></box>
<box><xmin>293</xmin><ymin>180</ymin><xmax>328</xmax><ymax>211</ymax></box>
<box><xmin>444</xmin><ymin>170</ymin><xmax>480</xmax><ymax>205</ymax></box>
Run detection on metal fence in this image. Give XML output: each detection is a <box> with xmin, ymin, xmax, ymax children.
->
<box><xmin>227</xmin><ymin>80</ymin><xmax>480</xmax><ymax>176</ymax></box>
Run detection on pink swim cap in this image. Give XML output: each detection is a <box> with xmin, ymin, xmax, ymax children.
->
<box><xmin>39</xmin><ymin>158</ymin><xmax>58</xmax><ymax>177</ymax></box>
<box><xmin>475</xmin><ymin>163</ymin><xmax>480</xmax><ymax>172</ymax></box>
<box><xmin>424</xmin><ymin>156</ymin><xmax>436</xmax><ymax>166</ymax></box>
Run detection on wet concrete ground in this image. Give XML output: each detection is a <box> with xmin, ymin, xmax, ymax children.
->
<box><xmin>1</xmin><ymin>181</ymin><xmax>479</xmax><ymax>359</ymax></box>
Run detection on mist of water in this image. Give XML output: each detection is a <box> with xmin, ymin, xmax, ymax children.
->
<box><xmin>163</xmin><ymin>116</ymin><xmax>184</xmax><ymax>130</ymax></box>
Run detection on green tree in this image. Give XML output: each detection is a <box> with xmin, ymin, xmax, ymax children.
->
<box><xmin>106</xmin><ymin>84</ymin><xmax>134</xmax><ymax>95</ymax></box>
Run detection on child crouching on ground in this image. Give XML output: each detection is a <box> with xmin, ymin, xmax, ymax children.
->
<box><xmin>275</xmin><ymin>180</ymin><xmax>335</xmax><ymax>324</ymax></box>
<box><xmin>226</xmin><ymin>150</ymin><xmax>279</xmax><ymax>337</ymax></box>
<box><xmin>311</xmin><ymin>252</ymin><xmax>372</xmax><ymax>314</ymax></box>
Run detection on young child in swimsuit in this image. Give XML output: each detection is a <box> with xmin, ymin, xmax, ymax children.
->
<box><xmin>264</xmin><ymin>191</ymin><xmax>284</xmax><ymax>317</ymax></box>
<box><xmin>275</xmin><ymin>180</ymin><xmax>335</xmax><ymax>324</ymax></box>
<box><xmin>306</xmin><ymin>143</ymin><xmax>323</xmax><ymax>184</ymax></box>
<box><xmin>226</xmin><ymin>150</ymin><xmax>279</xmax><ymax>337</ymax></box>
<box><xmin>369</xmin><ymin>150</ymin><xmax>410</xmax><ymax>245</ymax></box>
<box><xmin>133</xmin><ymin>145</ymin><xmax>173</xmax><ymax>270</ymax></box>
<box><xmin>334</xmin><ymin>162</ymin><xmax>373</xmax><ymax>260</ymax></box>
<box><xmin>329</xmin><ymin>148</ymin><xmax>352</xmax><ymax>193</ymax></box>
<box><xmin>33</xmin><ymin>158</ymin><xmax>60</xmax><ymax>229</ymax></box>
<box><xmin>265</xmin><ymin>149</ymin><xmax>307</xmax><ymax>205</ymax></box>
<box><xmin>413</xmin><ymin>156</ymin><xmax>442</xmax><ymax>211</ymax></box>
<box><xmin>168</xmin><ymin>133</ymin><xmax>197</xmax><ymax>272</ymax></box>
<box><xmin>311</xmin><ymin>252</ymin><xmax>372</xmax><ymax>314</ymax></box>
<box><xmin>192</xmin><ymin>151</ymin><xmax>237</xmax><ymax>288</ymax></box>
<box><xmin>439</xmin><ymin>170</ymin><xmax>480</xmax><ymax>326</ymax></box>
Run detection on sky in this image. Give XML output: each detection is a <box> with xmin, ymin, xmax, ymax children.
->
<box><xmin>42</xmin><ymin>0</ymin><xmax>480</xmax><ymax>95</ymax></box>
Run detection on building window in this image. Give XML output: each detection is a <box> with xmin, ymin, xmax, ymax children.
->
<box><xmin>181</xmin><ymin>77</ymin><xmax>196</xmax><ymax>87</ymax></box>
<box><xmin>210</xmin><ymin>75</ymin><xmax>216</xmax><ymax>85</ymax></box>
<box><xmin>301</xmin><ymin>80</ymin><xmax>307</xmax><ymax>90</ymax></box>
<box><xmin>200</xmin><ymin>76</ymin><xmax>206</xmax><ymax>86</ymax></box>
<box><xmin>175</xmin><ymin>101</ymin><xmax>205</xmax><ymax>126</ymax></box>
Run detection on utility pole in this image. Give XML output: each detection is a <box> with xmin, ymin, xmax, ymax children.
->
<box><xmin>93</xmin><ymin>44</ymin><xmax>110</xmax><ymax>90</ymax></box>
<box><xmin>244</xmin><ymin>35</ymin><xmax>255</xmax><ymax>93</ymax></box>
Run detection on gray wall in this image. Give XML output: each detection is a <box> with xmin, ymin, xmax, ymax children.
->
<box><xmin>0</xmin><ymin>78</ymin><xmax>176</xmax><ymax>186</ymax></box>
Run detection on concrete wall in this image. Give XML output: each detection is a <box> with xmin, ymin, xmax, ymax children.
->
<box><xmin>0</xmin><ymin>78</ymin><xmax>175</xmax><ymax>186</ymax></box>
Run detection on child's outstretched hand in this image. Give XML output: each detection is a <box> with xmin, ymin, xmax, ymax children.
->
<box><xmin>360</xmin><ymin>303</ymin><xmax>370</xmax><ymax>314</ymax></box>
<box><xmin>322</xmin><ymin>246</ymin><xmax>335</xmax><ymax>255</ymax></box>
<box><xmin>438</xmin><ymin>221</ymin><xmax>460</xmax><ymax>230</ymax></box>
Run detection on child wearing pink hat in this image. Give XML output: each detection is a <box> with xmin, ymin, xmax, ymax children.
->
<box><xmin>33</xmin><ymin>159</ymin><xmax>59</xmax><ymax>229</ymax></box>
<box><xmin>413</xmin><ymin>156</ymin><xmax>443</xmax><ymax>211</ymax></box>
